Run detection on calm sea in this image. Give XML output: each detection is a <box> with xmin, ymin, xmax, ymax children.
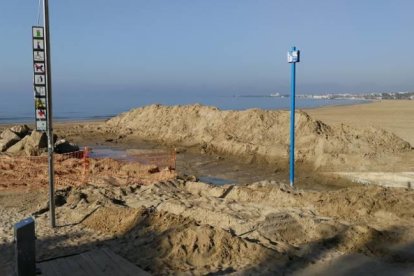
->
<box><xmin>0</xmin><ymin>92</ymin><xmax>367</xmax><ymax>124</ymax></box>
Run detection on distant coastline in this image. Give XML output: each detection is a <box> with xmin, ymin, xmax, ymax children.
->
<box><xmin>0</xmin><ymin>97</ymin><xmax>372</xmax><ymax>125</ymax></box>
<box><xmin>3</xmin><ymin>90</ymin><xmax>413</xmax><ymax>125</ymax></box>
<box><xmin>237</xmin><ymin>91</ymin><xmax>414</xmax><ymax>101</ymax></box>
<box><xmin>0</xmin><ymin>97</ymin><xmax>368</xmax><ymax>125</ymax></box>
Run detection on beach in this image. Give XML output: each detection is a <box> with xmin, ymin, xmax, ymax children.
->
<box><xmin>1</xmin><ymin>100</ymin><xmax>414</xmax><ymax>275</ymax></box>
<box><xmin>307</xmin><ymin>100</ymin><xmax>414</xmax><ymax>146</ymax></box>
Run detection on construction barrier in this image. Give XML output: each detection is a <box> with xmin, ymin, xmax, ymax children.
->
<box><xmin>0</xmin><ymin>147</ymin><xmax>177</xmax><ymax>189</ymax></box>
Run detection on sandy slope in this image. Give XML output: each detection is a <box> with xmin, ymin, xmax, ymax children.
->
<box><xmin>1</xmin><ymin>179</ymin><xmax>414</xmax><ymax>275</ymax></box>
<box><xmin>106</xmin><ymin>104</ymin><xmax>411</xmax><ymax>171</ymax></box>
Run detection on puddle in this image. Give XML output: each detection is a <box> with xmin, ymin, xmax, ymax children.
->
<box><xmin>88</xmin><ymin>147</ymin><xmax>241</xmax><ymax>186</ymax></box>
<box><xmin>198</xmin><ymin>176</ymin><xmax>235</xmax><ymax>186</ymax></box>
<box><xmin>89</xmin><ymin>147</ymin><xmax>171</xmax><ymax>163</ymax></box>
<box><xmin>90</xmin><ymin>148</ymin><xmax>129</xmax><ymax>160</ymax></box>
<box><xmin>86</xmin><ymin>146</ymin><xmax>352</xmax><ymax>190</ymax></box>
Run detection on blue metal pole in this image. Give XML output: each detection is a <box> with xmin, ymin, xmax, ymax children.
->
<box><xmin>289</xmin><ymin>46</ymin><xmax>296</xmax><ymax>187</ymax></box>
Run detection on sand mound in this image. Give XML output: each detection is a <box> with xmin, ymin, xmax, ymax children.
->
<box><xmin>83</xmin><ymin>206</ymin><xmax>140</xmax><ymax>235</ymax></box>
<box><xmin>106</xmin><ymin>104</ymin><xmax>411</xmax><ymax>170</ymax></box>
<box><xmin>67</xmin><ymin>185</ymin><xmax>285</xmax><ymax>274</ymax></box>
<box><xmin>78</xmin><ymin>179</ymin><xmax>414</xmax><ymax>273</ymax></box>
<box><xmin>101</xmin><ymin>207</ymin><xmax>282</xmax><ymax>274</ymax></box>
<box><xmin>2</xmin><ymin>176</ymin><xmax>414</xmax><ymax>274</ymax></box>
<box><xmin>308</xmin><ymin>185</ymin><xmax>414</xmax><ymax>221</ymax></box>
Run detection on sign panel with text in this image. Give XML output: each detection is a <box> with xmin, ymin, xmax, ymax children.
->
<box><xmin>32</xmin><ymin>26</ymin><xmax>47</xmax><ymax>132</ymax></box>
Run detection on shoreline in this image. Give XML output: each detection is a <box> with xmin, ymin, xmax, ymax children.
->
<box><xmin>302</xmin><ymin>98</ymin><xmax>376</xmax><ymax>111</ymax></box>
<box><xmin>0</xmin><ymin>117</ymin><xmax>108</xmax><ymax>127</ymax></box>
<box><xmin>0</xmin><ymin>98</ymin><xmax>375</xmax><ymax>126</ymax></box>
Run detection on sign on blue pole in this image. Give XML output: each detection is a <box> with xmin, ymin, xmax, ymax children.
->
<box><xmin>287</xmin><ymin>46</ymin><xmax>300</xmax><ymax>187</ymax></box>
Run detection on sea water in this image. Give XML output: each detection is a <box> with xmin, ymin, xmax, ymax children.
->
<box><xmin>0</xmin><ymin>91</ymin><xmax>366</xmax><ymax>124</ymax></box>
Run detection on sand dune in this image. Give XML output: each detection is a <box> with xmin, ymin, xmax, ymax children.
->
<box><xmin>106</xmin><ymin>104</ymin><xmax>411</xmax><ymax>171</ymax></box>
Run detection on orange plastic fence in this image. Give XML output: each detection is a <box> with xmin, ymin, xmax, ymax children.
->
<box><xmin>0</xmin><ymin>147</ymin><xmax>176</xmax><ymax>188</ymax></box>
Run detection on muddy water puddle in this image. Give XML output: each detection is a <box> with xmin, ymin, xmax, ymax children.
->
<box><xmin>88</xmin><ymin>145</ymin><xmax>353</xmax><ymax>191</ymax></box>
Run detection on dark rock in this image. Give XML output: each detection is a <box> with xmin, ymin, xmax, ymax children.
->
<box><xmin>0</xmin><ymin>129</ymin><xmax>21</xmax><ymax>151</ymax></box>
<box><xmin>10</xmin><ymin>125</ymin><xmax>30</xmax><ymax>138</ymax></box>
<box><xmin>177</xmin><ymin>174</ymin><xmax>198</xmax><ymax>182</ymax></box>
<box><xmin>148</xmin><ymin>166</ymin><xmax>160</xmax><ymax>174</ymax></box>
<box><xmin>29</xmin><ymin>131</ymin><xmax>48</xmax><ymax>149</ymax></box>
<box><xmin>54</xmin><ymin>194</ymin><xmax>67</xmax><ymax>207</ymax></box>
<box><xmin>54</xmin><ymin>139</ymin><xmax>80</xmax><ymax>154</ymax></box>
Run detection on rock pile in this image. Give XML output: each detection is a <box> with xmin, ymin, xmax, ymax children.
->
<box><xmin>0</xmin><ymin>125</ymin><xmax>79</xmax><ymax>156</ymax></box>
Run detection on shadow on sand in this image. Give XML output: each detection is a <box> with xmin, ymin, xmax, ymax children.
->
<box><xmin>1</xmin><ymin>191</ymin><xmax>414</xmax><ymax>275</ymax></box>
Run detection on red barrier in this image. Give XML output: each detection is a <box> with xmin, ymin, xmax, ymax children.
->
<box><xmin>0</xmin><ymin>147</ymin><xmax>177</xmax><ymax>189</ymax></box>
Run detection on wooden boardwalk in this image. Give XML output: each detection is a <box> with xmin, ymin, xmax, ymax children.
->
<box><xmin>37</xmin><ymin>248</ymin><xmax>150</xmax><ymax>276</ymax></box>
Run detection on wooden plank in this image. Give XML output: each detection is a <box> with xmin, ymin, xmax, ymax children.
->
<box><xmin>53</xmin><ymin>255</ymin><xmax>84</xmax><ymax>276</ymax></box>
<box><xmin>37</xmin><ymin>261</ymin><xmax>56</xmax><ymax>276</ymax></box>
<box><xmin>100</xmin><ymin>248</ymin><xmax>139</xmax><ymax>276</ymax></box>
<box><xmin>71</xmin><ymin>253</ymin><xmax>103</xmax><ymax>275</ymax></box>
<box><xmin>46</xmin><ymin>258</ymin><xmax>69</xmax><ymax>276</ymax></box>
<box><xmin>101</xmin><ymin>248</ymin><xmax>150</xmax><ymax>276</ymax></box>
<box><xmin>39</xmin><ymin>254</ymin><xmax>99</xmax><ymax>276</ymax></box>
<box><xmin>38</xmin><ymin>257</ymin><xmax>77</xmax><ymax>276</ymax></box>
<box><xmin>36</xmin><ymin>248</ymin><xmax>150</xmax><ymax>276</ymax></box>
<box><xmin>46</xmin><ymin>258</ymin><xmax>63</xmax><ymax>276</ymax></box>
<box><xmin>81</xmin><ymin>250</ymin><xmax>119</xmax><ymax>275</ymax></box>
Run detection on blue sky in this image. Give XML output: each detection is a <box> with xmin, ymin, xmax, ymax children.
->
<box><xmin>1</xmin><ymin>0</ymin><xmax>414</xmax><ymax>98</ymax></box>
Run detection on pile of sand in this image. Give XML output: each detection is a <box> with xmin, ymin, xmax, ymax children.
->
<box><xmin>1</xmin><ymin>174</ymin><xmax>414</xmax><ymax>274</ymax></box>
<box><xmin>106</xmin><ymin>104</ymin><xmax>411</xmax><ymax>170</ymax></box>
<box><xmin>83</xmin><ymin>205</ymin><xmax>282</xmax><ymax>274</ymax></box>
<box><xmin>48</xmin><ymin>180</ymin><xmax>414</xmax><ymax>274</ymax></box>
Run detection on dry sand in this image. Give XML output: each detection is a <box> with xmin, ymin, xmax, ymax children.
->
<box><xmin>307</xmin><ymin>100</ymin><xmax>414</xmax><ymax>146</ymax></box>
<box><xmin>105</xmin><ymin>103</ymin><xmax>411</xmax><ymax>172</ymax></box>
<box><xmin>1</xmin><ymin>100</ymin><xmax>414</xmax><ymax>275</ymax></box>
<box><xmin>307</xmin><ymin>100</ymin><xmax>414</xmax><ymax>187</ymax></box>
<box><xmin>1</xmin><ymin>178</ymin><xmax>413</xmax><ymax>275</ymax></box>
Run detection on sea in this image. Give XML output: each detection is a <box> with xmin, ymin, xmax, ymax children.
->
<box><xmin>0</xmin><ymin>91</ymin><xmax>367</xmax><ymax>124</ymax></box>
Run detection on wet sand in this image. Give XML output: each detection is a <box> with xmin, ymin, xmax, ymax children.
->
<box><xmin>51</xmin><ymin>125</ymin><xmax>357</xmax><ymax>191</ymax></box>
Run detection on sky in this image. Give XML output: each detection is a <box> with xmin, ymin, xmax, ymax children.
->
<box><xmin>1</xmin><ymin>0</ymin><xmax>414</xmax><ymax>98</ymax></box>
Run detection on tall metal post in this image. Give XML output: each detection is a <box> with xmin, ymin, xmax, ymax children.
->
<box><xmin>290</xmin><ymin>51</ymin><xmax>296</xmax><ymax>187</ymax></box>
<box><xmin>43</xmin><ymin>0</ymin><xmax>56</xmax><ymax>227</ymax></box>
<box><xmin>287</xmin><ymin>46</ymin><xmax>300</xmax><ymax>187</ymax></box>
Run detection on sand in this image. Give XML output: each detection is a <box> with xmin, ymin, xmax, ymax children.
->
<box><xmin>103</xmin><ymin>103</ymin><xmax>413</xmax><ymax>174</ymax></box>
<box><xmin>1</xmin><ymin>100</ymin><xmax>414</xmax><ymax>275</ymax></box>
<box><xmin>307</xmin><ymin>100</ymin><xmax>414</xmax><ymax>146</ymax></box>
<box><xmin>307</xmin><ymin>100</ymin><xmax>414</xmax><ymax>187</ymax></box>
<box><xmin>1</xmin><ymin>179</ymin><xmax>413</xmax><ymax>275</ymax></box>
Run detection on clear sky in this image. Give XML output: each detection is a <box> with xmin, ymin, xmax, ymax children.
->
<box><xmin>1</xmin><ymin>0</ymin><xmax>414</xmax><ymax>98</ymax></box>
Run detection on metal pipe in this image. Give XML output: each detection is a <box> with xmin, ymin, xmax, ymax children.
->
<box><xmin>43</xmin><ymin>0</ymin><xmax>56</xmax><ymax>227</ymax></box>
